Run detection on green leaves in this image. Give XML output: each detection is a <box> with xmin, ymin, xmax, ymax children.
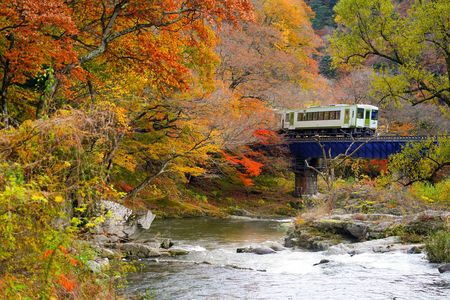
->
<box><xmin>388</xmin><ymin>137</ymin><xmax>450</xmax><ymax>185</ymax></box>
<box><xmin>331</xmin><ymin>0</ymin><xmax>450</xmax><ymax>108</ymax></box>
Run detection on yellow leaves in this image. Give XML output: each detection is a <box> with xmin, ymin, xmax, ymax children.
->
<box><xmin>54</xmin><ymin>195</ymin><xmax>64</xmax><ymax>203</ymax></box>
<box><xmin>172</xmin><ymin>165</ymin><xmax>206</xmax><ymax>177</ymax></box>
<box><xmin>84</xmin><ymin>215</ymin><xmax>105</xmax><ymax>228</ymax></box>
<box><xmin>31</xmin><ymin>193</ymin><xmax>47</xmax><ymax>203</ymax></box>
<box><xmin>114</xmin><ymin>150</ymin><xmax>137</xmax><ymax>172</ymax></box>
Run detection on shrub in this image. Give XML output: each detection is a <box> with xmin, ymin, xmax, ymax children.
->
<box><xmin>411</xmin><ymin>178</ymin><xmax>450</xmax><ymax>206</ymax></box>
<box><xmin>425</xmin><ymin>230</ymin><xmax>450</xmax><ymax>263</ymax></box>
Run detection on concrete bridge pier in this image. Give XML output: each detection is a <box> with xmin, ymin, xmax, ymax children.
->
<box><xmin>293</xmin><ymin>158</ymin><xmax>318</xmax><ymax>197</ymax></box>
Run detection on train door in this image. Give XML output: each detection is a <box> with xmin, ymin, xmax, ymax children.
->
<box><xmin>351</xmin><ymin>109</ymin><xmax>356</xmax><ymax>127</ymax></box>
<box><xmin>365</xmin><ymin>110</ymin><xmax>370</xmax><ymax>127</ymax></box>
<box><xmin>344</xmin><ymin>109</ymin><xmax>350</xmax><ymax>127</ymax></box>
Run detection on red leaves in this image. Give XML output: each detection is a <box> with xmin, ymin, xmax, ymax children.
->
<box><xmin>252</xmin><ymin>129</ymin><xmax>280</xmax><ymax>145</ymax></box>
<box><xmin>239</xmin><ymin>156</ymin><xmax>263</xmax><ymax>177</ymax></box>
<box><xmin>369</xmin><ymin>159</ymin><xmax>388</xmax><ymax>173</ymax></box>
<box><xmin>237</xmin><ymin>173</ymin><xmax>254</xmax><ymax>186</ymax></box>
<box><xmin>223</xmin><ymin>150</ymin><xmax>263</xmax><ymax>186</ymax></box>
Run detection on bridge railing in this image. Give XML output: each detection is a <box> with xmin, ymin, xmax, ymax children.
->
<box><xmin>285</xmin><ymin>135</ymin><xmax>448</xmax><ymax>143</ymax></box>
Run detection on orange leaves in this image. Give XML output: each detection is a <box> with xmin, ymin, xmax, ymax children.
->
<box><xmin>56</xmin><ymin>274</ymin><xmax>76</xmax><ymax>292</ymax></box>
<box><xmin>239</xmin><ymin>156</ymin><xmax>263</xmax><ymax>177</ymax></box>
<box><xmin>70</xmin><ymin>0</ymin><xmax>255</xmax><ymax>93</ymax></box>
<box><xmin>0</xmin><ymin>0</ymin><xmax>78</xmax><ymax>83</ymax></box>
<box><xmin>237</xmin><ymin>173</ymin><xmax>254</xmax><ymax>186</ymax></box>
<box><xmin>223</xmin><ymin>150</ymin><xmax>263</xmax><ymax>186</ymax></box>
<box><xmin>43</xmin><ymin>245</ymin><xmax>79</xmax><ymax>267</ymax></box>
<box><xmin>252</xmin><ymin>129</ymin><xmax>280</xmax><ymax>145</ymax></box>
<box><xmin>43</xmin><ymin>249</ymin><xmax>55</xmax><ymax>259</ymax></box>
<box><xmin>58</xmin><ymin>245</ymin><xmax>69</xmax><ymax>255</ymax></box>
<box><xmin>68</xmin><ymin>257</ymin><xmax>79</xmax><ymax>267</ymax></box>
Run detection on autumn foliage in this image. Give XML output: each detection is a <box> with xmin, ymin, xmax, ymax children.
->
<box><xmin>0</xmin><ymin>0</ymin><xmax>334</xmax><ymax>296</ymax></box>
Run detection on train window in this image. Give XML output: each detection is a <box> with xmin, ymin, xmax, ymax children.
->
<box><xmin>357</xmin><ymin>108</ymin><xmax>364</xmax><ymax>119</ymax></box>
<box><xmin>336</xmin><ymin>111</ymin><xmax>341</xmax><ymax>119</ymax></box>
<box><xmin>324</xmin><ymin>111</ymin><xmax>330</xmax><ymax>120</ymax></box>
<box><xmin>313</xmin><ymin>112</ymin><xmax>318</xmax><ymax>120</ymax></box>
<box><xmin>371</xmin><ymin>110</ymin><xmax>378</xmax><ymax>120</ymax></box>
<box><xmin>318</xmin><ymin>112</ymin><xmax>324</xmax><ymax>120</ymax></box>
<box><xmin>297</xmin><ymin>113</ymin><xmax>303</xmax><ymax>121</ymax></box>
<box><xmin>285</xmin><ymin>113</ymin><xmax>290</xmax><ymax>122</ymax></box>
<box><xmin>329</xmin><ymin>111</ymin><xmax>335</xmax><ymax>120</ymax></box>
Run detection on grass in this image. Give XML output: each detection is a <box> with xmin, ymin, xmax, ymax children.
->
<box><xmin>425</xmin><ymin>231</ymin><xmax>450</xmax><ymax>263</ymax></box>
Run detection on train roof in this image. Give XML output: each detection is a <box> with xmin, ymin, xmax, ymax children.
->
<box><xmin>282</xmin><ymin>104</ymin><xmax>378</xmax><ymax>112</ymax></box>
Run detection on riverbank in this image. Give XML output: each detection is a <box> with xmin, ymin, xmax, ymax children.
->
<box><xmin>127</xmin><ymin>174</ymin><xmax>302</xmax><ymax>218</ymax></box>
<box><xmin>284</xmin><ymin>179</ymin><xmax>449</xmax><ymax>265</ymax></box>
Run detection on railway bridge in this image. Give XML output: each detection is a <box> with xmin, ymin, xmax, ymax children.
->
<box><xmin>288</xmin><ymin>136</ymin><xmax>440</xmax><ymax>197</ymax></box>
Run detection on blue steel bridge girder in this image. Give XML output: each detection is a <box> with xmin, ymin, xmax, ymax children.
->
<box><xmin>287</xmin><ymin>135</ymin><xmax>442</xmax><ymax>198</ymax></box>
<box><xmin>288</xmin><ymin>136</ymin><xmax>441</xmax><ymax>161</ymax></box>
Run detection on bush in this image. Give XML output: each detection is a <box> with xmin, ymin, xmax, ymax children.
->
<box><xmin>425</xmin><ymin>231</ymin><xmax>450</xmax><ymax>263</ymax></box>
<box><xmin>411</xmin><ymin>178</ymin><xmax>450</xmax><ymax>206</ymax></box>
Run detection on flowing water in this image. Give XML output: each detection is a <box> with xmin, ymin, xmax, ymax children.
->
<box><xmin>124</xmin><ymin>217</ymin><xmax>449</xmax><ymax>299</ymax></box>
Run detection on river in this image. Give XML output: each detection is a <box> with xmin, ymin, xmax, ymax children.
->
<box><xmin>124</xmin><ymin>217</ymin><xmax>449</xmax><ymax>299</ymax></box>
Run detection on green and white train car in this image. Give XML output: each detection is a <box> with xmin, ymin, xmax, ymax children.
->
<box><xmin>281</xmin><ymin>104</ymin><xmax>379</xmax><ymax>137</ymax></box>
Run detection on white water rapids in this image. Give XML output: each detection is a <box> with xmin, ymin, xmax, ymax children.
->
<box><xmin>124</xmin><ymin>217</ymin><xmax>449</xmax><ymax>299</ymax></box>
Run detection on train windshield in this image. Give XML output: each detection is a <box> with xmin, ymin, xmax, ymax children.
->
<box><xmin>371</xmin><ymin>109</ymin><xmax>378</xmax><ymax>120</ymax></box>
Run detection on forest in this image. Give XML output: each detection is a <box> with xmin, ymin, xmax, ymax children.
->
<box><xmin>0</xmin><ymin>0</ymin><xmax>448</xmax><ymax>298</ymax></box>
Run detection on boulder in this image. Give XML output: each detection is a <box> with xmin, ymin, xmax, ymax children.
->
<box><xmin>228</xmin><ymin>207</ymin><xmax>252</xmax><ymax>217</ymax></box>
<box><xmin>346</xmin><ymin>222</ymin><xmax>368</xmax><ymax>240</ymax></box>
<box><xmin>94</xmin><ymin>200</ymin><xmax>155</xmax><ymax>244</ymax></box>
<box><xmin>160</xmin><ymin>239</ymin><xmax>174</xmax><ymax>249</ymax></box>
<box><xmin>263</xmin><ymin>241</ymin><xmax>286</xmax><ymax>251</ymax></box>
<box><xmin>87</xmin><ymin>258</ymin><xmax>110</xmax><ymax>273</ymax></box>
<box><xmin>285</xmin><ymin>211</ymin><xmax>449</xmax><ymax>252</ymax></box>
<box><xmin>252</xmin><ymin>246</ymin><xmax>276</xmax><ymax>255</ymax></box>
<box><xmin>97</xmin><ymin>247</ymin><xmax>120</xmax><ymax>259</ymax></box>
<box><xmin>313</xmin><ymin>259</ymin><xmax>330</xmax><ymax>266</ymax></box>
<box><xmin>325</xmin><ymin>236</ymin><xmax>417</xmax><ymax>256</ymax></box>
<box><xmin>407</xmin><ymin>246</ymin><xmax>423</xmax><ymax>254</ymax></box>
<box><xmin>114</xmin><ymin>242</ymin><xmax>162</xmax><ymax>259</ymax></box>
<box><xmin>312</xmin><ymin>218</ymin><xmax>368</xmax><ymax>241</ymax></box>
<box><xmin>237</xmin><ymin>246</ymin><xmax>276</xmax><ymax>255</ymax></box>
<box><xmin>284</xmin><ymin>227</ymin><xmax>337</xmax><ymax>251</ymax></box>
<box><xmin>438</xmin><ymin>263</ymin><xmax>450</xmax><ymax>274</ymax></box>
<box><xmin>167</xmin><ymin>248</ymin><xmax>190</xmax><ymax>256</ymax></box>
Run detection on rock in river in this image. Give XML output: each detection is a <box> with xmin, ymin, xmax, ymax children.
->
<box><xmin>263</xmin><ymin>241</ymin><xmax>286</xmax><ymax>251</ymax></box>
<box><xmin>168</xmin><ymin>248</ymin><xmax>190</xmax><ymax>256</ymax></box>
<box><xmin>438</xmin><ymin>263</ymin><xmax>450</xmax><ymax>274</ymax></box>
<box><xmin>160</xmin><ymin>238</ymin><xmax>174</xmax><ymax>249</ymax></box>
<box><xmin>114</xmin><ymin>242</ymin><xmax>162</xmax><ymax>259</ymax></box>
<box><xmin>237</xmin><ymin>246</ymin><xmax>276</xmax><ymax>255</ymax></box>
<box><xmin>313</xmin><ymin>259</ymin><xmax>330</xmax><ymax>266</ymax></box>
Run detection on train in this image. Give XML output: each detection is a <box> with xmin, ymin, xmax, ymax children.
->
<box><xmin>280</xmin><ymin>104</ymin><xmax>379</xmax><ymax>137</ymax></box>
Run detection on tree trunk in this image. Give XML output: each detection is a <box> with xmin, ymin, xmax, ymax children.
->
<box><xmin>0</xmin><ymin>34</ymin><xmax>14</xmax><ymax>127</ymax></box>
